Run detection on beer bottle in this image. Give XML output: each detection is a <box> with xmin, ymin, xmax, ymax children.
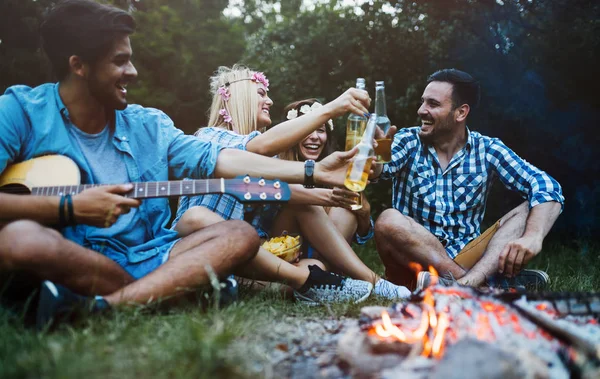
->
<box><xmin>374</xmin><ymin>81</ymin><xmax>392</xmax><ymax>163</ymax></box>
<box><xmin>344</xmin><ymin>113</ymin><xmax>377</xmax><ymax>193</ymax></box>
<box><xmin>345</xmin><ymin>78</ymin><xmax>368</xmax><ymax>151</ymax></box>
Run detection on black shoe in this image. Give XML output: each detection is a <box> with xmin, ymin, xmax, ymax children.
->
<box><xmin>36</xmin><ymin>281</ymin><xmax>109</xmax><ymax>330</ymax></box>
<box><xmin>218</xmin><ymin>276</ymin><xmax>238</xmax><ymax>307</ymax></box>
<box><xmin>415</xmin><ymin>271</ymin><xmax>455</xmax><ymax>291</ymax></box>
<box><xmin>488</xmin><ymin>269</ymin><xmax>549</xmax><ymax>290</ymax></box>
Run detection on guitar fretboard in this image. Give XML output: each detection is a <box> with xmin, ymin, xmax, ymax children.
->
<box><xmin>31</xmin><ymin>179</ymin><xmax>230</xmax><ymax>199</ymax></box>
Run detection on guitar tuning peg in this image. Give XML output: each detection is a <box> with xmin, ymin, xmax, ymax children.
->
<box><xmin>258</xmin><ymin>178</ymin><xmax>266</xmax><ymax>186</ymax></box>
<box><xmin>243</xmin><ymin>175</ymin><xmax>251</xmax><ymax>184</ymax></box>
<box><xmin>260</xmin><ymin>192</ymin><xmax>267</xmax><ymax>200</ymax></box>
<box><xmin>244</xmin><ymin>192</ymin><xmax>252</xmax><ymax>200</ymax></box>
<box><xmin>273</xmin><ymin>180</ymin><xmax>281</xmax><ymax>189</ymax></box>
<box><xmin>274</xmin><ymin>193</ymin><xmax>282</xmax><ymax>200</ymax></box>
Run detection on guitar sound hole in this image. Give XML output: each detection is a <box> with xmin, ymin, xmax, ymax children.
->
<box><xmin>0</xmin><ymin>183</ymin><xmax>31</xmax><ymax>195</ymax></box>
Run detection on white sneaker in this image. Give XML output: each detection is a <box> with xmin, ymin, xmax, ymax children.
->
<box><xmin>373</xmin><ymin>279</ymin><xmax>411</xmax><ymax>300</ymax></box>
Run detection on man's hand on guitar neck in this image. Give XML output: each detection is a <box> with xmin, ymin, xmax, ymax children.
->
<box><xmin>73</xmin><ymin>185</ymin><xmax>141</xmax><ymax>227</ymax></box>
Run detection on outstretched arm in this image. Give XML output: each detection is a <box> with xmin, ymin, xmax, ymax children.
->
<box><xmin>498</xmin><ymin>201</ymin><xmax>561</xmax><ymax>277</ymax></box>
<box><xmin>214</xmin><ymin>147</ymin><xmax>359</xmax><ymax>188</ymax></box>
<box><xmin>246</xmin><ymin>88</ymin><xmax>370</xmax><ymax>156</ymax></box>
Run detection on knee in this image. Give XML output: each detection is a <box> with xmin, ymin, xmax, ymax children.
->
<box><xmin>223</xmin><ymin>220</ymin><xmax>260</xmax><ymax>261</ymax></box>
<box><xmin>178</xmin><ymin>206</ymin><xmax>224</xmax><ymax>230</ymax></box>
<box><xmin>375</xmin><ymin>209</ymin><xmax>403</xmax><ymax>242</ymax></box>
<box><xmin>0</xmin><ymin>220</ymin><xmax>63</xmax><ymax>270</ymax></box>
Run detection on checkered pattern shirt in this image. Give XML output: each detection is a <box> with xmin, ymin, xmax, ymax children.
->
<box><xmin>172</xmin><ymin>127</ymin><xmax>261</xmax><ymax>229</ymax></box>
<box><xmin>382</xmin><ymin>127</ymin><xmax>564</xmax><ymax>258</ymax></box>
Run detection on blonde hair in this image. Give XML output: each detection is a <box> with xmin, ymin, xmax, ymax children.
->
<box><xmin>201</xmin><ymin>64</ymin><xmax>261</xmax><ymax>136</ymax></box>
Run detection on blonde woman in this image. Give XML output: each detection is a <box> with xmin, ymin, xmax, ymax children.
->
<box><xmin>173</xmin><ymin>65</ymin><xmax>410</xmax><ymax>303</ymax></box>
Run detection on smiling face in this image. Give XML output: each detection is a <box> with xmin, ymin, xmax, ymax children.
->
<box><xmin>86</xmin><ymin>34</ymin><xmax>137</xmax><ymax>111</ymax></box>
<box><xmin>417</xmin><ymin>81</ymin><xmax>457</xmax><ymax>143</ymax></box>
<box><xmin>256</xmin><ymin>83</ymin><xmax>273</xmax><ymax>130</ymax></box>
<box><xmin>298</xmin><ymin>124</ymin><xmax>328</xmax><ymax>161</ymax></box>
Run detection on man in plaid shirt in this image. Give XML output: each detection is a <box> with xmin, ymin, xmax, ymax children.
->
<box><xmin>374</xmin><ymin>69</ymin><xmax>564</xmax><ymax>290</ymax></box>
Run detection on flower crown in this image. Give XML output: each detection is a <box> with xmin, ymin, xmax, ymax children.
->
<box><xmin>286</xmin><ymin>102</ymin><xmax>334</xmax><ymax>130</ymax></box>
<box><xmin>217</xmin><ymin>72</ymin><xmax>270</xmax><ymax>127</ymax></box>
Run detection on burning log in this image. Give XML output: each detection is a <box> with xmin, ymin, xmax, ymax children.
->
<box><xmin>337</xmin><ymin>283</ymin><xmax>600</xmax><ymax>379</ymax></box>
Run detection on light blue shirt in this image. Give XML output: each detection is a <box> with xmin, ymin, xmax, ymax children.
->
<box><xmin>0</xmin><ymin>83</ymin><xmax>221</xmax><ymax>263</ymax></box>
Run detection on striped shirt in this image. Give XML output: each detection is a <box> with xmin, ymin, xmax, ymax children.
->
<box><xmin>382</xmin><ymin>127</ymin><xmax>564</xmax><ymax>258</ymax></box>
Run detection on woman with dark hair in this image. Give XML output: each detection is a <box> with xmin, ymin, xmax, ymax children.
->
<box><xmin>279</xmin><ymin>99</ymin><xmax>374</xmax><ymax>248</ymax></box>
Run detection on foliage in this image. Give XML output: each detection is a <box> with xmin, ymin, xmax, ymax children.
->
<box><xmin>0</xmin><ymin>0</ymin><xmax>598</xmax><ymax>236</ymax></box>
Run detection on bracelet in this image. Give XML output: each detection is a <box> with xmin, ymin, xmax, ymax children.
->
<box><xmin>58</xmin><ymin>195</ymin><xmax>67</xmax><ymax>227</ymax></box>
<box><xmin>65</xmin><ymin>194</ymin><xmax>75</xmax><ymax>225</ymax></box>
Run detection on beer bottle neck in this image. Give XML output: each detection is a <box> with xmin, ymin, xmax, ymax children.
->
<box><xmin>375</xmin><ymin>87</ymin><xmax>387</xmax><ymax>115</ymax></box>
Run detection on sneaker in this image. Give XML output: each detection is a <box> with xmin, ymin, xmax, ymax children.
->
<box><xmin>415</xmin><ymin>271</ymin><xmax>454</xmax><ymax>291</ymax></box>
<box><xmin>218</xmin><ymin>276</ymin><xmax>238</xmax><ymax>307</ymax></box>
<box><xmin>36</xmin><ymin>281</ymin><xmax>109</xmax><ymax>330</ymax></box>
<box><xmin>373</xmin><ymin>279</ymin><xmax>411</xmax><ymax>300</ymax></box>
<box><xmin>293</xmin><ymin>265</ymin><xmax>373</xmax><ymax>306</ymax></box>
<box><xmin>488</xmin><ymin>269</ymin><xmax>549</xmax><ymax>290</ymax></box>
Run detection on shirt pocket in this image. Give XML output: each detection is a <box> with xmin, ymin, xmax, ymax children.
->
<box><xmin>452</xmin><ymin>172</ymin><xmax>485</xmax><ymax>211</ymax></box>
<box><xmin>411</xmin><ymin>167</ymin><xmax>436</xmax><ymax>204</ymax></box>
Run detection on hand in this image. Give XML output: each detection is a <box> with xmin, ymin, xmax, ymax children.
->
<box><xmin>353</xmin><ymin>193</ymin><xmax>371</xmax><ymax>218</ymax></box>
<box><xmin>328</xmin><ymin>187</ymin><xmax>360</xmax><ymax>209</ymax></box>
<box><xmin>315</xmin><ymin>147</ymin><xmax>375</xmax><ymax>187</ymax></box>
<box><xmin>325</xmin><ymin>88</ymin><xmax>371</xmax><ymax>118</ymax></box>
<box><xmin>72</xmin><ymin>184</ymin><xmax>142</xmax><ymax>227</ymax></box>
<box><xmin>498</xmin><ymin>235</ymin><xmax>543</xmax><ymax>277</ymax></box>
<box><xmin>374</xmin><ymin>124</ymin><xmax>398</xmax><ymax>142</ymax></box>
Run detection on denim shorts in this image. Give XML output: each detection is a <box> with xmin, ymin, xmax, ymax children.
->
<box><xmin>102</xmin><ymin>239</ymin><xmax>180</xmax><ymax>280</ymax></box>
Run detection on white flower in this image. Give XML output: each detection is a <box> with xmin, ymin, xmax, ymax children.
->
<box><xmin>299</xmin><ymin>104</ymin><xmax>311</xmax><ymax>114</ymax></box>
<box><xmin>286</xmin><ymin>109</ymin><xmax>298</xmax><ymax>120</ymax></box>
<box><xmin>327</xmin><ymin>119</ymin><xmax>334</xmax><ymax>130</ymax></box>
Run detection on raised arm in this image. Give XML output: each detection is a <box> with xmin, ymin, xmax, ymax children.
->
<box><xmin>288</xmin><ymin>184</ymin><xmax>358</xmax><ymax>209</ymax></box>
<box><xmin>246</xmin><ymin>88</ymin><xmax>371</xmax><ymax>156</ymax></box>
<box><xmin>214</xmin><ymin>147</ymin><xmax>359</xmax><ymax>188</ymax></box>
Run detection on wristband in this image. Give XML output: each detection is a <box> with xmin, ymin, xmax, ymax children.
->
<box><xmin>65</xmin><ymin>194</ymin><xmax>75</xmax><ymax>225</ymax></box>
<box><xmin>58</xmin><ymin>195</ymin><xmax>67</xmax><ymax>227</ymax></box>
<box><xmin>303</xmin><ymin>159</ymin><xmax>315</xmax><ymax>188</ymax></box>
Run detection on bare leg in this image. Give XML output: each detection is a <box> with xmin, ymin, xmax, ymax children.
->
<box><xmin>0</xmin><ymin>220</ymin><xmax>134</xmax><ymax>295</ymax></box>
<box><xmin>374</xmin><ymin>209</ymin><xmax>466</xmax><ymax>283</ymax></box>
<box><xmin>173</xmin><ymin>206</ymin><xmax>313</xmax><ymax>289</ymax></box>
<box><xmin>458</xmin><ymin>202</ymin><xmax>528</xmax><ymax>286</ymax></box>
<box><xmin>327</xmin><ymin>207</ymin><xmax>357</xmax><ymax>244</ymax></box>
<box><xmin>272</xmin><ymin>205</ymin><xmax>378</xmax><ymax>284</ymax></box>
<box><xmin>103</xmin><ymin>220</ymin><xmax>259</xmax><ymax>305</ymax></box>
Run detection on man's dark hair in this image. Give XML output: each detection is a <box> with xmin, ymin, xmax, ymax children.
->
<box><xmin>41</xmin><ymin>0</ymin><xmax>136</xmax><ymax>81</ymax></box>
<box><xmin>427</xmin><ymin>69</ymin><xmax>480</xmax><ymax>110</ymax></box>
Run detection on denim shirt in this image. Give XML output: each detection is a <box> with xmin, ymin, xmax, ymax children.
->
<box><xmin>0</xmin><ymin>83</ymin><xmax>221</xmax><ymax>263</ymax></box>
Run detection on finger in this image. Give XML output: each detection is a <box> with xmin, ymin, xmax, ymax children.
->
<box><xmin>498</xmin><ymin>245</ymin><xmax>510</xmax><ymax>274</ymax></box>
<box><xmin>513</xmin><ymin>250</ymin><xmax>526</xmax><ymax>276</ymax></box>
<box><xmin>386</xmin><ymin>125</ymin><xmax>398</xmax><ymax>139</ymax></box>
<box><xmin>120</xmin><ymin>205</ymin><xmax>131</xmax><ymax>215</ymax></box>
<box><xmin>504</xmin><ymin>248</ymin><xmax>518</xmax><ymax>277</ymax></box>
<box><xmin>337</xmin><ymin>146</ymin><xmax>358</xmax><ymax>160</ymax></box>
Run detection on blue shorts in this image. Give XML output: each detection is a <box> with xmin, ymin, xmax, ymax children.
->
<box><xmin>102</xmin><ymin>239</ymin><xmax>180</xmax><ymax>280</ymax></box>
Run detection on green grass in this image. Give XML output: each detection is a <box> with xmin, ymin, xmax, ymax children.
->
<box><xmin>1</xmin><ymin>240</ymin><xmax>598</xmax><ymax>378</ymax></box>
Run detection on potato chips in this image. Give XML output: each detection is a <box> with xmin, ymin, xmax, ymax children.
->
<box><xmin>262</xmin><ymin>235</ymin><xmax>301</xmax><ymax>262</ymax></box>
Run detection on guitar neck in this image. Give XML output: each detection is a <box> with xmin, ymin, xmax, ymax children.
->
<box><xmin>31</xmin><ymin>179</ymin><xmax>231</xmax><ymax>199</ymax></box>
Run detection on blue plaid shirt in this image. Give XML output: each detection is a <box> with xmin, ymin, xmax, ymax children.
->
<box><xmin>172</xmin><ymin>127</ymin><xmax>261</xmax><ymax>229</ymax></box>
<box><xmin>382</xmin><ymin>127</ymin><xmax>564</xmax><ymax>258</ymax></box>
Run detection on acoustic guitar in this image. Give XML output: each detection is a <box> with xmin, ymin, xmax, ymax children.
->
<box><xmin>0</xmin><ymin>155</ymin><xmax>291</xmax><ymax>202</ymax></box>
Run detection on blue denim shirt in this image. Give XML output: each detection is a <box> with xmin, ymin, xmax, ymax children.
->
<box><xmin>0</xmin><ymin>83</ymin><xmax>221</xmax><ymax>263</ymax></box>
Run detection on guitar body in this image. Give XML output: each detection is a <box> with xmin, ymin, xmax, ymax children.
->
<box><xmin>0</xmin><ymin>155</ymin><xmax>80</xmax><ymax>194</ymax></box>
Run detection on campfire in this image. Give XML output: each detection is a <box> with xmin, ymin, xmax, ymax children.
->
<box><xmin>337</xmin><ymin>266</ymin><xmax>600</xmax><ymax>379</ymax></box>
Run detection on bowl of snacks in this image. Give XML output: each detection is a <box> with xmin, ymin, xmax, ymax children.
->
<box><xmin>261</xmin><ymin>234</ymin><xmax>302</xmax><ymax>263</ymax></box>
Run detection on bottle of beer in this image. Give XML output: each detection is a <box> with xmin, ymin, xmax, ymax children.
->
<box><xmin>344</xmin><ymin>113</ymin><xmax>377</xmax><ymax>193</ymax></box>
<box><xmin>345</xmin><ymin>78</ymin><xmax>368</xmax><ymax>151</ymax></box>
<box><xmin>374</xmin><ymin>81</ymin><xmax>392</xmax><ymax>163</ymax></box>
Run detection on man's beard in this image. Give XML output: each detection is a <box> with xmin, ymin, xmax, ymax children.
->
<box><xmin>87</xmin><ymin>73</ymin><xmax>127</xmax><ymax>111</ymax></box>
<box><xmin>419</xmin><ymin>114</ymin><xmax>454</xmax><ymax>144</ymax></box>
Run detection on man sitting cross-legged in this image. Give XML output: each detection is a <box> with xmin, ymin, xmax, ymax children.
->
<box><xmin>0</xmin><ymin>0</ymin><xmax>373</xmax><ymax>329</ymax></box>
<box><xmin>373</xmin><ymin>69</ymin><xmax>564</xmax><ymax>290</ymax></box>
